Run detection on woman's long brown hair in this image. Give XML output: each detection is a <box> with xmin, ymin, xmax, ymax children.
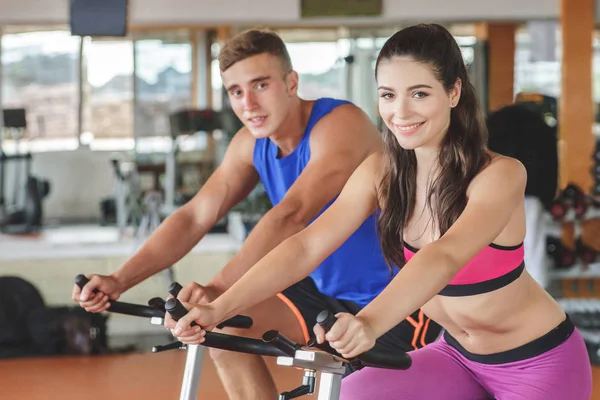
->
<box><xmin>376</xmin><ymin>24</ymin><xmax>491</xmax><ymax>269</ymax></box>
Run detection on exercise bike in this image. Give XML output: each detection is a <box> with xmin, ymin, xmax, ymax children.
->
<box><xmin>74</xmin><ymin>275</ymin><xmax>412</xmax><ymax>400</ymax></box>
<box><xmin>0</xmin><ymin>108</ymin><xmax>51</xmax><ymax>234</ymax></box>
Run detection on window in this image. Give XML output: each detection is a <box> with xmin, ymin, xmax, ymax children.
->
<box><xmin>135</xmin><ymin>32</ymin><xmax>193</xmax><ymax>139</ymax></box>
<box><xmin>514</xmin><ymin>25</ymin><xmax>561</xmax><ymax>99</ymax></box>
<box><xmin>211</xmin><ymin>42</ymin><xmax>224</xmax><ymax>111</ymax></box>
<box><xmin>1</xmin><ymin>30</ymin><xmax>81</xmax><ymax>152</ymax></box>
<box><xmin>81</xmin><ymin>38</ymin><xmax>134</xmax><ymax>148</ymax></box>
<box><xmin>286</xmin><ymin>41</ymin><xmax>348</xmax><ymax>100</ymax></box>
<box><xmin>593</xmin><ymin>33</ymin><xmax>600</xmax><ymax>106</ymax></box>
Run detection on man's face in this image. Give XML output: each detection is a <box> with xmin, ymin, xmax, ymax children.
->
<box><xmin>222</xmin><ymin>53</ymin><xmax>297</xmax><ymax>139</ymax></box>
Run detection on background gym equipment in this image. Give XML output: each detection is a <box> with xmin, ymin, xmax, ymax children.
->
<box><xmin>592</xmin><ymin>138</ymin><xmax>600</xmax><ymax>197</ymax></box>
<box><xmin>546</xmin><ymin>181</ymin><xmax>600</xmax><ymax>365</ymax></box>
<box><xmin>100</xmin><ymin>157</ymin><xmax>144</xmax><ymax>234</ymax></box>
<box><xmin>100</xmin><ymin>107</ymin><xmax>243</xmax><ymax>235</ymax></box>
<box><xmin>163</xmin><ymin>108</ymin><xmax>243</xmax><ymax>217</ymax></box>
<box><xmin>0</xmin><ymin>108</ymin><xmax>51</xmax><ymax>235</ymax></box>
<box><xmin>514</xmin><ymin>92</ymin><xmax>558</xmax><ymax>127</ymax></box>
<box><xmin>487</xmin><ymin>95</ymin><xmax>559</xmax><ymax>212</ymax></box>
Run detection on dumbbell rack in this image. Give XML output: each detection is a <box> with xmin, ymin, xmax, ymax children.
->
<box><xmin>546</xmin><ymin>183</ymin><xmax>600</xmax><ymax>289</ymax></box>
<box><xmin>546</xmin><ymin>178</ymin><xmax>600</xmax><ymax>364</ymax></box>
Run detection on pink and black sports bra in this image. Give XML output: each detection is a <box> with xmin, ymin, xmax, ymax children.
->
<box><xmin>403</xmin><ymin>242</ymin><xmax>525</xmax><ymax>296</ymax></box>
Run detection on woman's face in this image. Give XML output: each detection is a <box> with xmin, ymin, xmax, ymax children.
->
<box><xmin>377</xmin><ymin>56</ymin><xmax>461</xmax><ymax>151</ymax></box>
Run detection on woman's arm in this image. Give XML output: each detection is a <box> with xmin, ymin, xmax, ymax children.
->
<box><xmin>358</xmin><ymin>157</ymin><xmax>527</xmax><ymax>339</ymax></box>
<box><xmin>174</xmin><ymin>153</ymin><xmax>383</xmax><ymax>331</ymax></box>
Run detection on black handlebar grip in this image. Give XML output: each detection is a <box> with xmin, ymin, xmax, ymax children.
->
<box><xmin>261</xmin><ymin>330</ymin><xmax>299</xmax><ymax>357</ymax></box>
<box><xmin>165</xmin><ymin>298</ymin><xmax>197</xmax><ymax>327</ymax></box>
<box><xmin>316</xmin><ymin>310</ymin><xmax>336</xmax><ymax>333</ymax></box>
<box><xmin>148</xmin><ymin>297</ymin><xmax>166</xmax><ymax>311</ymax></box>
<box><xmin>74</xmin><ymin>274</ymin><xmax>165</xmax><ymax>319</ymax></box>
<box><xmin>217</xmin><ymin>315</ymin><xmax>253</xmax><ymax>330</ymax></box>
<box><xmin>74</xmin><ymin>274</ymin><xmax>91</xmax><ymax>290</ymax></box>
<box><xmin>168</xmin><ymin>282</ymin><xmax>183</xmax><ymax>297</ymax></box>
<box><xmin>75</xmin><ymin>274</ymin><xmax>103</xmax><ymax>296</ymax></box>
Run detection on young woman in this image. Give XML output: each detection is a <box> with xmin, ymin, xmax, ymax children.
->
<box><xmin>170</xmin><ymin>24</ymin><xmax>592</xmax><ymax>399</ymax></box>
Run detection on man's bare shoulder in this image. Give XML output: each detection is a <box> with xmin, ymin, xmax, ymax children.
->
<box><xmin>225</xmin><ymin>125</ymin><xmax>257</xmax><ymax>164</ymax></box>
<box><xmin>309</xmin><ymin>101</ymin><xmax>383</xmax><ymax>156</ymax></box>
<box><xmin>315</xmin><ymin>102</ymin><xmax>377</xmax><ymax>133</ymax></box>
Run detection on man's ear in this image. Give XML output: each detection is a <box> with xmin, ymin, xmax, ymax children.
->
<box><xmin>286</xmin><ymin>70</ymin><xmax>299</xmax><ymax>96</ymax></box>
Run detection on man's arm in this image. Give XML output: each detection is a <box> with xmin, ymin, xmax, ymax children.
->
<box><xmin>174</xmin><ymin>153</ymin><xmax>382</xmax><ymax>332</ymax></box>
<box><xmin>112</xmin><ymin>129</ymin><xmax>259</xmax><ymax>292</ymax></box>
<box><xmin>208</xmin><ymin>103</ymin><xmax>383</xmax><ymax>291</ymax></box>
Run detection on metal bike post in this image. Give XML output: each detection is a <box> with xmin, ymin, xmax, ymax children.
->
<box><xmin>317</xmin><ymin>372</ymin><xmax>343</xmax><ymax>400</ymax></box>
<box><xmin>276</xmin><ymin>349</ymin><xmax>346</xmax><ymax>400</ymax></box>
<box><xmin>179</xmin><ymin>344</ymin><xmax>206</xmax><ymax>400</ymax></box>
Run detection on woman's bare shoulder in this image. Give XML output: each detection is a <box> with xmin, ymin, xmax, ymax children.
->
<box><xmin>468</xmin><ymin>151</ymin><xmax>527</xmax><ymax>196</ymax></box>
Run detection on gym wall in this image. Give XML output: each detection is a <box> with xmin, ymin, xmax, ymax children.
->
<box><xmin>0</xmin><ymin>0</ymin><xmax>560</xmax><ymax>26</ymax></box>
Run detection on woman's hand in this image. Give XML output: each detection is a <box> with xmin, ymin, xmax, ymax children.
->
<box><xmin>163</xmin><ymin>281</ymin><xmax>224</xmax><ymax>344</ymax></box>
<box><xmin>163</xmin><ymin>302</ymin><xmax>221</xmax><ymax>345</ymax></box>
<box><xmin>313</xmin><ymin>312</ymin><xmax>376</xmax><ymax>359</ymax></box>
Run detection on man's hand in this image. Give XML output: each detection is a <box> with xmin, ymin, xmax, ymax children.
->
<box><xmin>177</xmin><ymin>281</ymin><xmax>223</xmax><ymax>305</ymax></box>
<box><xmin>163</xmin><ymin>282</ymin><xmax>224</xmax><ymax>343</ymax></box>
<box><xmin>313</xmin><ymin>313</ymin><xmax>376</xmax><ymax>359</ymax></box>
<box><xmin>72</xmin><ymin>274</ymin><xmax>124</xmax><ymax>313</ymax></box>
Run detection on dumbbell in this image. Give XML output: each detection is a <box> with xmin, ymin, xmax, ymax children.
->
<box><xmin>546</xmin><ymin>236</ymin><xmax>576</xmax><ymax>269</ymax></box>
<box><xmin>565</xmin><ymin>184</ymin><xmax>588</xmax><ymax>218</ymax></box>
<box><xmin>576</xmin><ymin>238</ymin><xmax>597</xmax><ymax>265</ymax></box>
<box><xmin>550</xmin><ymin>185</ymin><xmax>580</xmax><ymax>220</ymax></box>
<box><xmin>550</xmin><ymin>193</ymin><xmax>570</xmax><ymax>220</ymax></box>
<box><xmin>593</xmin><ymin>143</ymin><xmax>600</xmax><ymax>163</ymax></box>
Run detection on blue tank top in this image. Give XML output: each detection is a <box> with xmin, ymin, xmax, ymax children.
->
<box><xmin>252</xmin><ymin>97</ymin><xmax>397</xmax><ymax>306</ymax></box>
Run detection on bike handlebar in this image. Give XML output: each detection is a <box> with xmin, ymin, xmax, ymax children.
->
<box><xmin>165</xmin><ymin>298</ymin><xmax>288</xmax><ymax>358</ymax></box>
<box><xmin>316</xmin><ymin>310</ymin><xmax>412</xmax><ymax>371</ymax></box>
<box><xmin>74</xmin><ymin>274</ymin><xmax>164</xmax><ymax>318</ymax></box>
<box><xmin>74</xmin><ymin>275</ymin><xmax>411</xmax><ymax>371</ymax></box>
<box><xmin>165</xmin><ymin>298</ymin><xmax>412</xmax><ymax>371</ymax></box>
<box><xmin>163</xmin><ymin>283</ymin><xmax>252</xmax><ymax>329</ymax></box>
<box><xmin>74</xmin><ymin>274</ymin><xmax>252</xmax><ymax>329</ymax></box>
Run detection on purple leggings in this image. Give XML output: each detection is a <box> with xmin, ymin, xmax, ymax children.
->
<box><xmin>340</xmin><ymin>317</ymin><xmax>592</xmax><ymax>400</ymax></box>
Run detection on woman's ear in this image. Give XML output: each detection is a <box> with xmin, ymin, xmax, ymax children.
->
<box><xmin>449</xmin><ymin>78</ymin><xmax>462</xmax><ymax>108</ymax></box>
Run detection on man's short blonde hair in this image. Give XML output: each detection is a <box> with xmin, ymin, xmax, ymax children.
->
<box><xmin>218</xmin><ymin>29</ymin><xmax>293</xmax><ymax>74</ymax></box>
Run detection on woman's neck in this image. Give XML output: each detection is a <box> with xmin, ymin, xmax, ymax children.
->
<box><xmin>414</xmin><ymin>146</ymin><xmax>440</xmax><ymax>179</ymax></box>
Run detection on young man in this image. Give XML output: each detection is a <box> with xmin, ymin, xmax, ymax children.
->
<box><xmin>73</xmin><ymin>29</ymin><xmax>441</xmax><ymax>399</ymax></box>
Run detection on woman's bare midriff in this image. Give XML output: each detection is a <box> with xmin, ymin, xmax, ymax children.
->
<box><xmin>421</xmin><ymin>272</ymin><xmax>567</xmax><ymax>355</ymax></box>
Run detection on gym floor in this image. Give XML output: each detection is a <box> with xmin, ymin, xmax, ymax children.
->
<box><xmin>0</xmin><ymin>351</ymin><xmax>598</xmax><ymax>399</ymax></box>
<box><xmin>0</xmin><ymin>351</ymin><xmax>304</xmax><ymax>399</ymax></box>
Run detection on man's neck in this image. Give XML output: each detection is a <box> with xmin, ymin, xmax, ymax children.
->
<box><xmin>270</xmin><ymin>97</ymin><xmax>310</xmax><ymax>158</ymax></box>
